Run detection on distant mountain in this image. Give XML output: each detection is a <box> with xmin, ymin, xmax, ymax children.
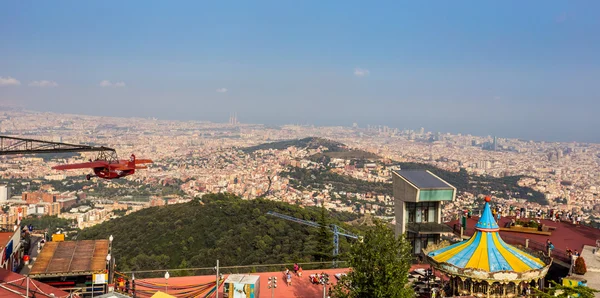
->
<box><xmin>282</xmin><ymin>163</ymin><xmax>547</xmax><ymax>205</ymax></box>
<box><xmin>246</xmin><ymin>137</ymin><xmax>547</xmax><ymax>205</ymax></box>
<box><xmin>77</xmin><ymin>193</ymin><xmax>361</xmax><ymax>274</ymax></box>
<box><xmin>395</xmin><ymin>163</ymin><xmax>547</xmax><ymax>205</ymax></box>
<box><xmin>242</xmin><ymin>137</ymin><xmax>347</xmax><ymax>153</ymax></box>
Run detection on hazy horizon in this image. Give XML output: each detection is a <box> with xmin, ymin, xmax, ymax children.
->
<box><xmin>1</xmin><ymin>1</ymin><xmax>599</xmax><ymax>143</ymax></box>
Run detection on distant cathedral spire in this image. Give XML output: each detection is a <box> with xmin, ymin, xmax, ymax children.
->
<box><xmin>229</xmin><ymin>112</ymin><xmax>239</xmax><ymax>125</ymax></box>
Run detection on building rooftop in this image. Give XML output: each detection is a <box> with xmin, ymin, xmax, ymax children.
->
<box><xmin>0</xmin><ymin>268</ymin><xmax>71</xmax><ymax>298</ymax></box>
<box><xmin>447</xmin><ymin>217</ymin><xmax>600</xmax><ymax>255</ymax></box>
<box><xmin>137</xmin><ymin>265</ymin><xmax>431</xmax><ymax>298</ymax></box>
<box><xmin>29</xmin><ymin>240</ymin><xmax>109</xmax><ymax>277</ymax></box>
<box><xmin>0</xmin><ymin>231</ymin><xmax>14</xmax><ymax>248</ymax></box>
<box><xmin>394</xmin><ymin>170</ymin><xmax>453</xmax><ymax>190</ymax></box>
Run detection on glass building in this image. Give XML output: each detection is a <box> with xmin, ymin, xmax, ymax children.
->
<box><xmin>393</xmin><ymin>170</ymin><xmax>456</xmax><ymax>254</ymax></box>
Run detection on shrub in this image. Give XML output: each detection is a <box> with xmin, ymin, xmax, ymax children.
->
<box><xmin>574</xmin><ymin>257</ymin><xmax>587</xmax><ymax>275</ymax></box>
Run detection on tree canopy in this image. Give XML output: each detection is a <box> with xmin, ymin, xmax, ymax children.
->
<box><xmin>332</xmin><ymin>221</ymin><xmax>413</xmax><ymax>298</ymax></box>
<box><xmin>536</xmin><ymin>281</ymin><xmax>599</xmax><ymax>298</ymax></box>
<box><xmin>77</xmin><ymin>193</ymin><xmax>361</xmax><ymax>273</ymax></box>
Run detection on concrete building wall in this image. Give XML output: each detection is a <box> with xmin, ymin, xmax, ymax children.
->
<box><xmin>392</xmin><ymin>172</ymin><xmax>419</xmax><ymax>238</ymax></box>
<box><xmin>0</xmin><ymin>185</ymin><xmax>9</xmax><ymax>202</ymax></box>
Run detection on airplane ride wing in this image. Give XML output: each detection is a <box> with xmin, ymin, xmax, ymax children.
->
<box><xmin>135</xmin><ymin>159</ymin><xmax>153</xmax><ymax>164</ymax></box>
<box><xmin>111</xmin><ymin>164</ymin><xmax>149</xmax><ymax>170</ymax></box>
<box><xmin>52</xmin><ymin>161</ymin><xmax>109</xmax><ymax>170</ymax></box>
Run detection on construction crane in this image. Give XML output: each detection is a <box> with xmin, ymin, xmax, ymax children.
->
<box><xmin>266</xmin><ymin>211</ymin><xmax>360</xmax><ymax>265</ymax></box>
<box><xmin>0</xmin><ymin>135</ymin><xmax>115</xmax><ymax>155</ymax></box>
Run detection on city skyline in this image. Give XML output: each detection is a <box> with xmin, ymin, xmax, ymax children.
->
<box><xmin>0</xmin><ymin>105</ymin><xmax>592</xmax><ymax>145</ymax></box>
<box><xmin>1</xmin><ymin>1</ymin><xmax>599</xmax><ymax>142</ymax></box>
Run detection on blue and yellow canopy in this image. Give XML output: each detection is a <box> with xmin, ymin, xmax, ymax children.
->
<box><xmin>428</xmin><ymin>198</ymin><xmax>545</xmax><ymax>273</ymax></box>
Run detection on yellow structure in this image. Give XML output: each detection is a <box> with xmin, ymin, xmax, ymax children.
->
<box><xmin>151</xmin><ymin>291</ymin><xmax>176</xmax><ymax>298</ymax></box>
<box><xmin>425</xmin><ymin>197</ymin><xmax>552</xmax><ymax>297</ymax></box>
<box><xmin>51</xmin><ymin>233</ymin><xmax>65</xmax><ymax>242</ymax></box>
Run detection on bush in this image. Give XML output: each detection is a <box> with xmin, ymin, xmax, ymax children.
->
<box><xmin>574</xmin><ymin>257</ymin><xmax>587</xmax><ymax>275</ymax></box>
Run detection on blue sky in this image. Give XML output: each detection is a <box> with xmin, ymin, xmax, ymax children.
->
<box><xmin>1</xmin><ymin>1</ymin><xmax>599</xmax><ymax>142</ymax></box>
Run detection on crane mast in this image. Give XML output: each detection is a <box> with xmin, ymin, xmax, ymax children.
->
<box><xmin>266</xmin><ymin>211</ymin><xmax>360</xmax><ymax>266</ymax></box>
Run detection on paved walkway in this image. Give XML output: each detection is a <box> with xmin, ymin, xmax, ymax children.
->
<box><xmin>19</xmin><ymin>236</ymin><xmax>41</xmax><ymax>275</ymax></box>
<box><xmin>581</xmin><ymin>245</ymin><xmax>600</xmax><ymax>273</ymax></box>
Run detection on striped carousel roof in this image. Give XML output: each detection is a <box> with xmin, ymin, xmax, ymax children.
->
<box><xmin>428</xmin><ymin>197</ymin><xmax>545</xmax><ymax>273</ymax></box>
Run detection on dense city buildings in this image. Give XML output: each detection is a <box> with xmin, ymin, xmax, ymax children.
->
<box><xmin>1</xmin><ymin>109</ymin><xmax>599</xmax><ymax>229</ymax></box>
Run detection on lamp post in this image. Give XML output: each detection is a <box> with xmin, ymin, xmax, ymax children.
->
<box><xmin>109</xmin><ymin>235</ymin><xmax>113</xmax><ymax>253</ymax></box>
<box><xmin>320</xmin><ymin>274</ymin><xmax>329</xmax><ymax>298</ymax></box>
<box><xmin>131</xmin><ymin>273</ymin><xmax>136</xmax><ymax>298</ymax></box>
<box><xmin>164</xmin><ymin>271</ymin><xmax>169</xmax><ymax>293</ymax></box>
<box><xmin>268</xmin><ymin>276</ymin><xmax>277</xmax><ymax>298</ymax></box>
<box><xmin>215</xmin><ymin>260</ymin><xmax>220</xmax><ymax>298</ymax></box>
<box><xmin>106</xmin><ymin>254</ymin><xmax>111</xmax><ymax>294</ymax></box>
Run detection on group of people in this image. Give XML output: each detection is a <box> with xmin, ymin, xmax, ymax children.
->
<box><xmin>283</xmin><ymin>263</ymin><xmax>303</xmax><ymax>286</ymax></box>
<box><xmin>309</xmin><ymin>272</ymin><xmax>330</xmax><ymax>285</ymax></box>
<box><xmin>565</xmin><ymin>247</ymin><xmax>580</xmax><ymax>258</ymax></box>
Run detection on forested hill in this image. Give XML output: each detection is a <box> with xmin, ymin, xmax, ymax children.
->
<box><xmin>77</xmin><ymin>193</ymin><xmax>360</xmax><ymax>272</ymax></box>
<box><xmin>242</xmin><ymin>137</ymin><xmax>346</xmax><ymax>153</ymax></box>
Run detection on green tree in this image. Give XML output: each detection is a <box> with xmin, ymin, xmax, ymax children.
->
<box><xmin>21</xmin><ymin>216</ymin><xmax>73</xmax><ymax>235</ymax></box>
<box><xmin>315</xmin><ymin>206</ymin><xmax>333</xmax><ymax>262</ymax></box>
<box><xmin>332</xmin><ymin>221</ymin><xmax>413</xmax><ymax>298</ymax></box>
<box><xmin>535</xmin><ymin>281</ymin><xmax>599</xmax><ymax>298</ymax></box>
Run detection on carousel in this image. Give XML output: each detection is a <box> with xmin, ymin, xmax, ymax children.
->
<box><xmin>424</xmin><ymin>197</ymin><xmax>552</xmax><ymax>298</ymax></box>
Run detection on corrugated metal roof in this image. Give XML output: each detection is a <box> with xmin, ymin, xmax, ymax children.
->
<box><xmin>29</xmin><ymin>239</ymin><xmax>109</xmax><ymax>277</ymax></box>
<box><xmin>394</xmin><ymin>170</ymin><xmax>452</xmax><ymax>189</ymax></box>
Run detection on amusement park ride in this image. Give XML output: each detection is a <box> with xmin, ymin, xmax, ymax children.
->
<box><xmin>0</xmin><ymin>135</ymin><xmax>152</xmax><ymax>180</ymax></box>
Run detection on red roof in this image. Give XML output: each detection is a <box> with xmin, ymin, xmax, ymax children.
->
<box><xmin>447</xmin><ymin>216</ymin><xmax>600</xmax><ymax>252</ymax></box>
<box><xmin>137</xmin><ymin>265</ymin><xmax>431</xmax><ymax>298</ymax></box>
<box><xmin>0</xmin><ymin>268</ymin><xmax>73</xmax><ymax>298</ymax></box>
<box><xmin>0</xmin><ymin>232</ymin><xmax>14</xmax><ymax>248</ymax></box>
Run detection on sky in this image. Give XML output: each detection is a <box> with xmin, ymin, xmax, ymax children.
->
<box><xmin>1</xmin><ymin>1</ymin><xmax>599</xmax><ymax>143</ymax></box>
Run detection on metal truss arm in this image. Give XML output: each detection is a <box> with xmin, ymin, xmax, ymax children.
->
<box><xmin>0</xmin><ymin>135</ymin><xmax>115</xmax><ymax>155</ymax></box>
<box><xmin>266</xmin><ymin>211</ymin><xmax>321</xmax><ymax>228</ymax></box>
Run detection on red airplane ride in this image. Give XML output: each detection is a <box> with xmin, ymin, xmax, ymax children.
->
<box><xmin>52</xmin><ymin>154</ymin><xmax>153</xmax><ymax>180</ymax></box>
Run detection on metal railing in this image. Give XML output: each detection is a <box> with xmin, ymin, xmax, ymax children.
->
<box><xmin>119</xmin><ymin>261</ymin><xmax>349</xmax><ymax>279</ymax></box>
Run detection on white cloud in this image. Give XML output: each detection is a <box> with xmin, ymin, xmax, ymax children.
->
<box><xmin>0</xmin><ymin>76</ymin><xmax>21</xmax><ymax>86</ymax></box>
<box><xmin>29</xmin><ymin>80</ymin><xmax>58</xmax><ymax>87</ymax></box>
<box><xmin>100</xmin><ymin>80</ymin><xmax>126</xmax><ymax>87</ymax></box>
<box><xmin>216</xmin><ymin>88</ymin><xmax>228</xmax><ymax>93</ymax></box>
<box><xmin>354</xmin><ymin>68</ymin><xmax>370</xmax><ymax>77</ymax></box>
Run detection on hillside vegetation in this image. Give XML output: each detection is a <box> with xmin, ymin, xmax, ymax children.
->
<box><xmin>245</xmin><ymin>137</ymin><xmax>546</xmax><ymax>204</ymax></box>
<box><xmin>242</xmin><ymin>137</ymin><xmax>346</xmax><ymax>153</ymax></box>
<box><xmin>282</xmin><ymin>164</ymin><xmax>546</xmax><ymax>205</ymax></box>
<box><xmin>309</xmin><ymin>149</ymin><xmax>381</xmax><ymax>161</ymax></box>
<box><xmin>78</xmin><ymin>193</ymin><xmax>361</xmax><ymax>272</ymax></box>
<box><xmin>396</xmin><ymin>162</ymin><xmax>547</xmax><ymax>205</ymax></box>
